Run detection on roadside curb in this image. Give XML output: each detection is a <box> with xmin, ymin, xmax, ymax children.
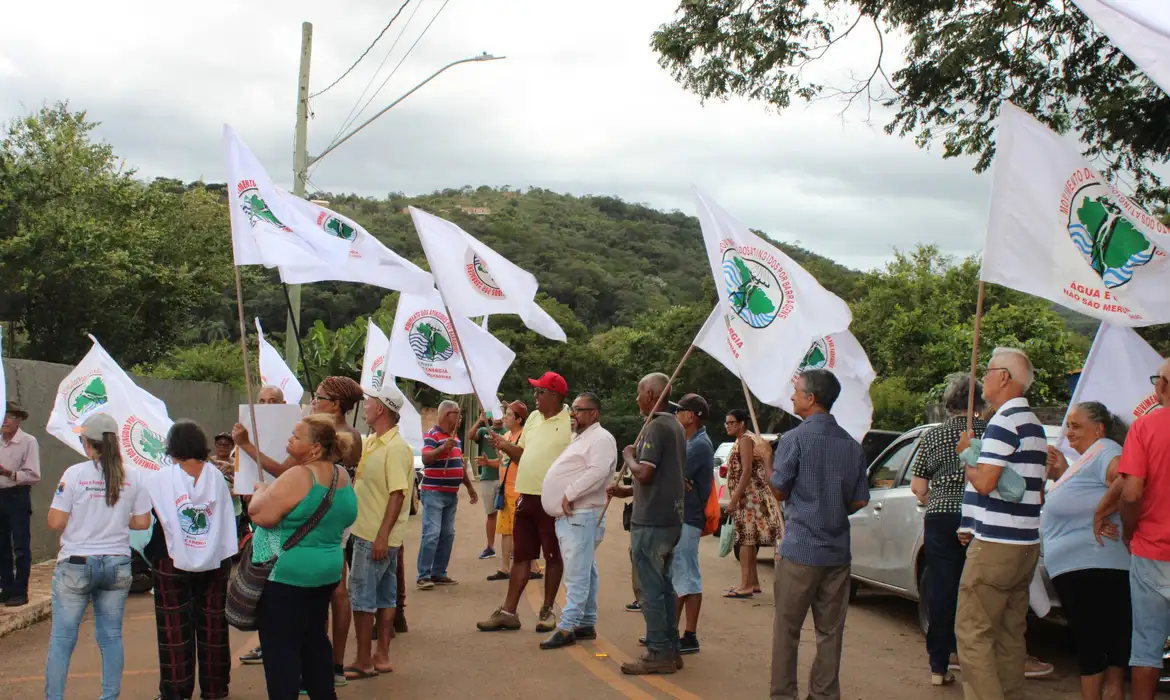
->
<box><xmin>0</xmin><ymin>560</ymin><xmax>54</xmax><ymax>640</ymax></box>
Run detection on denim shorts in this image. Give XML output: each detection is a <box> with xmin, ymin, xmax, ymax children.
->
<box><xmin>348</xmin><ymin>537</ymin><xmax>399</xmax><ymax>613</ymax></box>
<box><xmin>671</xmin><ymin>524</ymin><xmax>703</xmax><ymax>597</ymax></box>
<box><xmin>1129</xmin><ymin>554</ymin><xmax>1170</xmax><ymax>669</ymax></box>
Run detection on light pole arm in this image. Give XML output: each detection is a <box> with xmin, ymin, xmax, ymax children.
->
<box><xmin>309</xmin><ymin>54</ymin><xmax>505</xmax><ymax>166</ymax></box>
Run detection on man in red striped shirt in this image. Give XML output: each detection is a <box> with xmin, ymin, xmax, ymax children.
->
<box><xmin>417</xmin><ymin>400</ymin><xmax>478</xmax><ymax>590</ymax></box>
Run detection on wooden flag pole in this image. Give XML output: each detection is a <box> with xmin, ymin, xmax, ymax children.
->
<box><xmin>740</xmin><ymin>375</ymin><xmax>762</xmax><ymax>435</ymax></box>
<box><xmin>441</xmin><ymin>303</ymin><xmax>490</xmax><ymax>418</ymax></box>
<box><xmin>599</xmin><ymin>344</ymin><xmax>696</xmax><ymax>522</ymax></box>
<box><xmin>233</xmin><ymin>264</ymin><xmax>261</xmax><ymax>482</ymax></box>
<box><xmin>966</xmin><ymin>281</ymin><xmax>987</xmax><ymax>433</ymax></box>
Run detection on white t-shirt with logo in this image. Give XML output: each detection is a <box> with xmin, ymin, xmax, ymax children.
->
<box><xmin>146</xmin><ymin>462</ymin><xmax>239</xmax><ymax>572</ymax></box>
<box><xmin>50</xmin><ymin>461</ymin><xmax>153</xmax><ymax>562</ymax></box>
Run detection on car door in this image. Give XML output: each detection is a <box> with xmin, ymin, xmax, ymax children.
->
<box><xmin>850</xmin><ymin>437</ymin><xmax>919</xmax><ymax>583</ymax></box>
<box><xmin>873</xmin><ymin>444</ymin><xmax>927</xmax><ymax>591</ymax></box>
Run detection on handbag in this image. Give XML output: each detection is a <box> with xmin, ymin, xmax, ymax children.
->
<box><xmin>494</xmin><ymin>456</ymin><xmax>511</xmax><ymax>512</ymax></box>
<box><xmin>226</xmin><ymin>465</ymin><xmax>339</xmax><ymax>631</ymax></box>
<box><xmin>718</xmin><ymin>514</ymin><xmax>735</xmax><ymax>557</ymax></box>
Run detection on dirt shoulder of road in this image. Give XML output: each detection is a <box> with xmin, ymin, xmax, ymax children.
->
<box><xmin>0</xmin><ymin>560</ymin><xmax>54</xmax><ymax>639</ymax></box>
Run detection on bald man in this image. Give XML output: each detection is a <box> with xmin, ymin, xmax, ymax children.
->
<box><xmin>257</xmin><ymin>385</ymin><xmax>285</xmax><ymax>404</ymax></box>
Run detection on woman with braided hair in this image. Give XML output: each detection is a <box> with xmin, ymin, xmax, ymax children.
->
<box><xmin>233</xmin><ymin>376</ymin><xmax>364</xmax><ymax>688</ymax></box>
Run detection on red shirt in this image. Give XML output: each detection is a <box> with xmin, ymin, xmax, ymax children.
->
<box><xmin>1119</xmin><ymin>407</ymin><xmax>1170</xmax><ymax>561</ymax></box>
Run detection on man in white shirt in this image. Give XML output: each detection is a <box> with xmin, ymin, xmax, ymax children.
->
<box><xmin>0</xmin><ymin>401</ymin><xmax>40</xmax><ymax>607</ymax></box>
<box><xmin>538</xmin><ymin>392</ymin><xmax>617</xmax><ymax>650</ymax></box>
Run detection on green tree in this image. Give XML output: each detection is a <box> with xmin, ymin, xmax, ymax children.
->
<box><xmin>652</xmin><ymin>1</ymin><xmax>1170</xmax><ymax>201</ymax></box>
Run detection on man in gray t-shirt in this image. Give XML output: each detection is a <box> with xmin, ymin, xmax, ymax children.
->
<box><xmin>607</xmin><ymin>372</ymin><xmax>686</xmax><ymax>675</ymax></box>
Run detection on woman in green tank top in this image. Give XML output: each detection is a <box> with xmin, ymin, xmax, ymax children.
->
<box><xmin>247</xmin><ymin>415</ymin><xmax>357</xmax><ymax>700</ymax></box>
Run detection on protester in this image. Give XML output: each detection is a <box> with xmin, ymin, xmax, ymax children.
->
<box><xmin>909</xmin><ymin>374</ymin><xmax>988</xmax><ymax>686</ymax></box>
<box><xmin>248</xmin><ymin>414</ymin><xmax>358</xmax><ymax>700</ymax></box>
<box><xmin>487</xmin><ymin>400</ymin><xmax>540</xmax><ymax>582</ymax></box>
<box><xmin>723</xmin><ymin>407</ymin><xmax>781</xmax><ymax>598</ymax></box>
<box><xmin>344</xmin><ymin>392</ymin><xmax>413</xmax><ymax>680</ymax></box>
<box><xmin>144</xmin><ymin>420</ymin><xmax>239</xmax><ymax>700</ymax></box>
<box><xmin>44</xmin><ymin>413</ymin><xmax>152</xmax><ymax>700</ymax></box>
<box><xmin>537</xmin><ymin>391</ymin><xmax>617</xmax><ymax>650</ymax></box>
<box><xmin>769</xmin><ymin>369</ymin><xmax>869</xmax><ymax>699</ymax></box>
<box><xmin>257</xmin><ymin>385</ymin><xmax>286</xmax><ymax>405</ymax></box>
<box><xmin>0</xmin><ymin>401</ymin><xmax>40</xmax><ymax>608</ymax></box>
<box><xmin>607</xmin><ymin>372</ymin><xmax>686</xmax><ymax>675</ymax></box>
<box><xmin>954</xmin><ymin>348</ymin><xmax>1047</xmax><ymax>700</ymax></box>
<box><xmin>1118</xmin><ymin>357</ymin><xmax>1170</xmax><ymax>700</ymax></box>
<box><xmin>417</xmin><ymin>400</ymin><xmax>477</xmax><ymax>588</ymax></box>
<box><xmin>670</xmin><ymin>393</ymin><xmax>714</xmax><ymax>654</ymax></box>
<box><xmin>1042</xmin><ymin>401</ymin><xmax>1131</xmax><ymax>700</ymax></box>
<box><xmin>472</xmin><ymin>411</ymin><xmax>506</xmax><ymax>559</ymax></box>
<box><xmin>477</xmin><ymin>372</ymin><xmax>572</xmax><ymax>633</ymax></box>
<box><xmin>234</xmin><ymin>376</ymin><xmax>363</xmax><ymax>684</ymax></box>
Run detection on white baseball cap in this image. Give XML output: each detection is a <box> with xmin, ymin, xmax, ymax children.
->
<box><xmin>80</xmin><ymin>413</ymin><xmax>119</xmax><ymax>440</ymax></box>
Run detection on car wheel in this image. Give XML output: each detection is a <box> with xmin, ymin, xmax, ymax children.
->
<box><xmin>917</xmin><ymin>564</ymin><xmax>930</xmax><ymax>636</ymax></box>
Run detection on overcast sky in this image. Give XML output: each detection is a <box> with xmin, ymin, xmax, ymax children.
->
<box><xmin>0</xmin><ymin>0</ymin><xmax>992</xmax><ymax>271</ymax></box>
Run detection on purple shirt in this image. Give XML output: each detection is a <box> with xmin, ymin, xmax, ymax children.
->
<box><xmin>0</xmin><ymin>429</ymin><xmax>41</xmax><ymax>487</ymax></box>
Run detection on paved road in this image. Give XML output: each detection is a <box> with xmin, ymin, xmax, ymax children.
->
<box><xmin>1</xmin><ymin>500</ymin><xmax>1086</xmax><ymax>699</ymax></box>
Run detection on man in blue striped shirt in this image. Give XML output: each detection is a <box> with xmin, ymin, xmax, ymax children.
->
<box><xmin>954</xmin><ymin>348</ymin><xmax>1045</xmax><ymax>700</ymax></box>
<box><xmin>417</xmin><ymin>400</ymin><xmax>478</xmax><ymax>589</ymax></box>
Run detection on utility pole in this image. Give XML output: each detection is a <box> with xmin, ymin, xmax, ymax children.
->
<box><xmin>286</xmin><ymin>21</ymin><xmax>313</xmax><ymax>368</ymax></box>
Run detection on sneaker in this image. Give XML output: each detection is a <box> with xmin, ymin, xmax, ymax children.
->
<box><xmin>477</xmin><ymin>607</ymin><xmax>522</xmax><ymax>631</ymax></box>
<box><xmin>932</xmin><ymin>671</ymin><xmax>956</xmax><ymax>686</ymax></box>
<box><xmin>625</xmin><ymin>601</ymin><xmax>642</xmax><ymax>613</ymax></box>
<box><xmin>479</xmin><ymin>548</ymin><xmax>497</xmax><ymax>559</ymax></box>
<box><xmin>1024</xmin><ymin>656</ymin><xmax>1055</xmax><ymax>679</ymax></box>
<box><xmin>535</xmin><ymin>605</ymin><xmax>558</xmax><ymax>633</ymax></box>
<box><xmin>239</xmin><ymin>646</ymin><xmax>263</xmax><ymax>664</ymax></box>
<box><xmin>417</xmin><ymin>578</ymin><xmax>435</xmax><ymax>590</ymax></box>
<box><xmin>620</xmin><ymin>652</ymin><xmax>678</xmax><ymax>675</ymax></box>
<box><xmin>948</xmin><ymin>655</ymin><xmax>960</xmax><ymax>672</ymax></box>
<box><xmin>573</xmin><ymin>626</ymin><xmax>597</xmax><ymax>640</ymax></box>
<box><xmin>679</xmin><ymin>633</ymin><xmax>700</xmax><ymax>655</ymax></box>
<box><xmin>638</xmin><ymin>636</ymin><xmax>647</xmax><ymax>646</ymax></box>
<box><xmin>432</xmin><ymin>576</ymin><xmax>458</xmax><ymax>585</ymax></box>
<box><xmin>333</xmin><ymin>665</ymin><xmax>348</xmax><ymax>687</ymax></box>
<box><xmin>487</xmin><ymin>570</ymin><xmax>510</xmax><ymax>581</ymax></box>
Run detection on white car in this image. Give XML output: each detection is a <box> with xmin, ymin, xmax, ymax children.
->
<box><xmin>713</xmin><ymin>435</ymin><xmax>778</xmax><ymax>513</ymax></box>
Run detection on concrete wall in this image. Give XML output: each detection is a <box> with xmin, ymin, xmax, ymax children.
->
<box><xmin>3</xmin><ymin>358</ymin><xmax>248</xmax><ymax>563</ymax></box>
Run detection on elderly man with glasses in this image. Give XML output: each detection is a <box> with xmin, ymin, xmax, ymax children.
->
<box><xmin>416</xmin><ymin>400</ymin><xmax>478</xmax><ymax>590</ymax></box>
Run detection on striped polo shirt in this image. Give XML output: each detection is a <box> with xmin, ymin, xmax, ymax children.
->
<box><xmin>421</xmin><ymin>426</ymin><xmax>464</xmax><ymax>493</ymax></box>
<box><xmin>960</xmin><ymin>397</ymin><xmax>1047</xmax><ymax>545</ymax></box>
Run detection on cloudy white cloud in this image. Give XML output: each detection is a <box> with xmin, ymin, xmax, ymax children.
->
<box><xmin>0</xmin><ymin>0</ymin><xmax>990</xmax><ymax>270</ymax></box>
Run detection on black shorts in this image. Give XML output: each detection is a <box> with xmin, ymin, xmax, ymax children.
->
<box><xmin>1051</xmin><ymin>568</ymin><xmax>1132</xmax><ymax>676</ymax></box>
<box><xmin>513</xmin><ymin>494</ymin><xmax>560</xmax><ymax>565</ymax></box>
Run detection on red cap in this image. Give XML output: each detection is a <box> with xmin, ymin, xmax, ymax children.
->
<box><xmin>528</xmin><ymin>371</ymin><xmax>568</xmax><ymax>396</ymax></box>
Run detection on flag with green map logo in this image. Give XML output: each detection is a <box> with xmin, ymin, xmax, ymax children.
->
<box><xmin>360</xmin><ymin>318</ymin><xmax>424</xmax><ymax>450</ymax></box>
<box><xmin>47</xmin><ymin>336</ymin><xmax>174</xmax><ymax>470</ymax></box>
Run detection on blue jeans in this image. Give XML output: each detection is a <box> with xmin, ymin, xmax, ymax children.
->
<box><xmin>45</xmin><ymin>555</ymin><xmax>133</xmax><ymax>700</ymax></box>
<box><xmin>1129</xmin><ymin>554</ymin><xmax>1170</xmax><ymax>669</ymax></box>
<box><xmin>417</xmin><ymin>490</ymin><xmax>458</xmax><ymax>581</ymax></box>
<box><xmin>0</xmin><ymin>485</ymin><xmax>32</xmax><ymax>597</ymax></box>
<box><xmin>555</xmin><ymin>509</ymin><xmax>605</xmax><ymax>631</ymax></box>
<box><xmin>349</xmin><ymin>537</ymin><xmax>399</xmax><ymax>612</ymax></box>
<box><xmin>630</xmin><ymin>524</ymin><xmax>682</xmax><ymax>656</ymax></box>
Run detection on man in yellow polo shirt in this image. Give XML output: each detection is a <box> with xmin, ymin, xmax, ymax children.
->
<box><xmin>477</xmin><ymin>372</ymin><xmax>573</xmax><ymax>637</ymax></box>
<box><xmin>346</xmin><ymin>391</ymin><xmax>414</xmax><ymax>680</ymax></box>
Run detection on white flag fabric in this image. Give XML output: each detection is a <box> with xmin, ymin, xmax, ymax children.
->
<box><xmin>982</xmin><ymin>103</ymin><xmax>1170</xmax><ymax>326</ymax></box>
<box><xmin>0</xmin><ymin>326</ymin><xmax>6</xmax><ymax>405</ymax></box>
<box><xmin>693</xmin><ymin>188</ymin><xmax>853</xmax><ymax>406</ymax></box>
<box><xmin>1072</xmin><ymin>0</ymin><xmax>1170</xmax><ymax>96</ymax></box>
<box><xmin>224</xmin><ymin>125</ymin><xmax>352</xmax><ymax>269</ymax></box>
<box><xmin>359</xmin><ymin>319</ymin><xmax>424</xmax><ymax>450</ymax></box>
<box><xmin>409</xmin><ymin>207</ymin><xmax>566</xmax><ymax>342</ymax></box>
<box><xmin>693</xmin><ymin>306</ymin><xmax>875</xmax><ymax>441</ymax></box>
<box><xmin>386</xmin><ymin>290</ymin><xmax>515</xmax><ymax>415</ymax></box>
<box><xmin>46</xmin><ymin>336</ymin><xmax>174</xmax><ymax>470</ymax></box>
<box><xmin>278</xmin><ymin>195</ymin><xmax>435</xmax><ymax>295</ymax></box>
<box><xmin>255</xmin><ymin>318</ymin><xmax>304</xmax><ymax>404</ymax></box>
<box><xmin>1061</xmin><ymin>323</ymin><xmax>1163</xmax><ymax>452</ymax></box>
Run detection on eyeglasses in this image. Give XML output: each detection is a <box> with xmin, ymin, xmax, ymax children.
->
<box><xmin>983</xmin><ymin>367</ymin><xmax>1012</xmax><ymax>380</ymax></box>
<box><xmin>724</xmin><ymin>420</ymin><xmax>741</xmax><ymax>426</ymax></box>
<box><xmin>569</xmin><ymin>406</ymin><xmax>597</xmax><ymax>414</ymax></box>
<box><xmin>1152</xmin><ymin>375</ymin><xmax>1168</xmax><ymax>386</ymax></box>
<box><xmin>313</xmin><ymin>395</ymin><xmax>337</xmax><ymax>403</ymax></box>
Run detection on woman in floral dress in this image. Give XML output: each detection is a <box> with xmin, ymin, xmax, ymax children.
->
<box><xmin>724</xmin><ymin>408</ymin><xmax>783</xmax><ymax>598</ymax></box>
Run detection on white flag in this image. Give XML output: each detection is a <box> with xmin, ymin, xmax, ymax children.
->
<box><xmin>693</xmin><ymin>188</ymin><xmax>852</xmax><ymax>406</ymax></box>
<box><xmin>0</xmin><ymin>326</ymin><xmax>6</xmax><ymax>405</ymax></box>
<box><xmin>409</xmin><ymin>207</ymin><xmax>566</xmax><ymax>341</ymax></box>
<box><xmin>359</xmin><ymin>319</ymin><xmax>424</xmax><ymax>450</ymax></box>
<box><xmin>387</xmin><ymin>290</ymin><xmax>515</xmax><ymax>415</ymax></box>
<box><xmin>255</xmin><ymin>318</ymin><xmax>304</xmax><ymax>405</ymax></box>
<box><xmin>278</xmin><ymin>195</ymin><xmax>435</xmax><ymax>295</ymax></box>
<box><xmin>1072</xmin><ymin>0</ymin><xmax>1170</xmax><ymax>96</ymax></box>
<box><xmin>46</xmin><ymin>336</ymin><xmax>174</xmax><ymax>470</ymax></box>
<box><xmin>1061</xmin><ymin>323</ymin><xmax>1163</xmax><ymax>451</ymax></box>
<box><xmin>694</xmin><ymin>306</ymin><xmax>875</xmax><ymax>441</ymax></box>
<box><xmin>224</xmin><ymin>125</ymin><xmax>352</xmax><ymax>269</ymax></box>
<box><xmin>982</xmin><ymin>103</ymin><xmax>1170</xmax><ymax>326</ymax></box>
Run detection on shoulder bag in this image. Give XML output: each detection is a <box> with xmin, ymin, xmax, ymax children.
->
<box><xmin>226</xmin><ymin>465</ymin><xmax>339</xmax><ymax>631</ymax></box>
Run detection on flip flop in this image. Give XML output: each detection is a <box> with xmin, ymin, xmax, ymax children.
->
<box><xmin>723</xmin><ymin>590</ymin><xmax>754</xmax><ymax>599</ymax></box>
<box><xmin>375</xmin><ymin>665</ymin><xmax>394</xmax><ymax>674</ymax></box>
<box><xmin>343</xmin><ymin>666</ymin><xmax>378</xmax><ymax>681</ymax></box>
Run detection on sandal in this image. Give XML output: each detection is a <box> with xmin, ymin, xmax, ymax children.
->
<box><xmin>723</xmin><ymin>590</ymin><xmax>754</xmax><ymax>599</ymax></box>
<box><xmin>343</xmin><ymin>666</ymin><xmax>378</xmax><ymax>681</ymax></box>
<box><xmin>375</xmin><ymin>664</ymin><xmax>394</xmax><ymax>674</ymax></box>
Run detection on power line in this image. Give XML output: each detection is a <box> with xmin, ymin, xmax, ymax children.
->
<box><xmin>309</xmin><ymin>0</ymin><xmax>413</xmax><ymax>99</ymax></box>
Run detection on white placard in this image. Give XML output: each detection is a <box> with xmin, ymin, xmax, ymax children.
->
<box><xmin>235</xmin><ymin>404</ymin><xmax>303</xmax><ymax>495</ymax></box>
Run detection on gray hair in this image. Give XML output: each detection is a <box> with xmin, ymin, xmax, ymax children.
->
<box><xmin>437</xmin><ymin>400</ymin><xmax>461</xmax><ymax>415</ymax></box>
<box><xmin>798</xmin><ymin>369</ymin><xmax>841</xmax><ymax>411</ymax></box>
<box><xmin>991</xmin><ymin>347</ymin><xmax>1035</xmax><ymax>392</ymax></box>
<box><xmin>1075</xmin><ymin>401</ymin><xmax>1128</xmax><ymax>445</ymax></box>
<box><xmin>942</xmin><ymin>373</ymin><xmax>985</xmax><ymax>414</ymax></box>
<box><xmin>639</xmin><ymin>373</ymin><xmax>670</xmax><ymax>398</ymax></box>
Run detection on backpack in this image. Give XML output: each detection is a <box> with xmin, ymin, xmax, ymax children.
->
<box><xmin>701</xmin><ymin>483</ymin><xmax>721</xmax><ymax>536</ymax></box>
